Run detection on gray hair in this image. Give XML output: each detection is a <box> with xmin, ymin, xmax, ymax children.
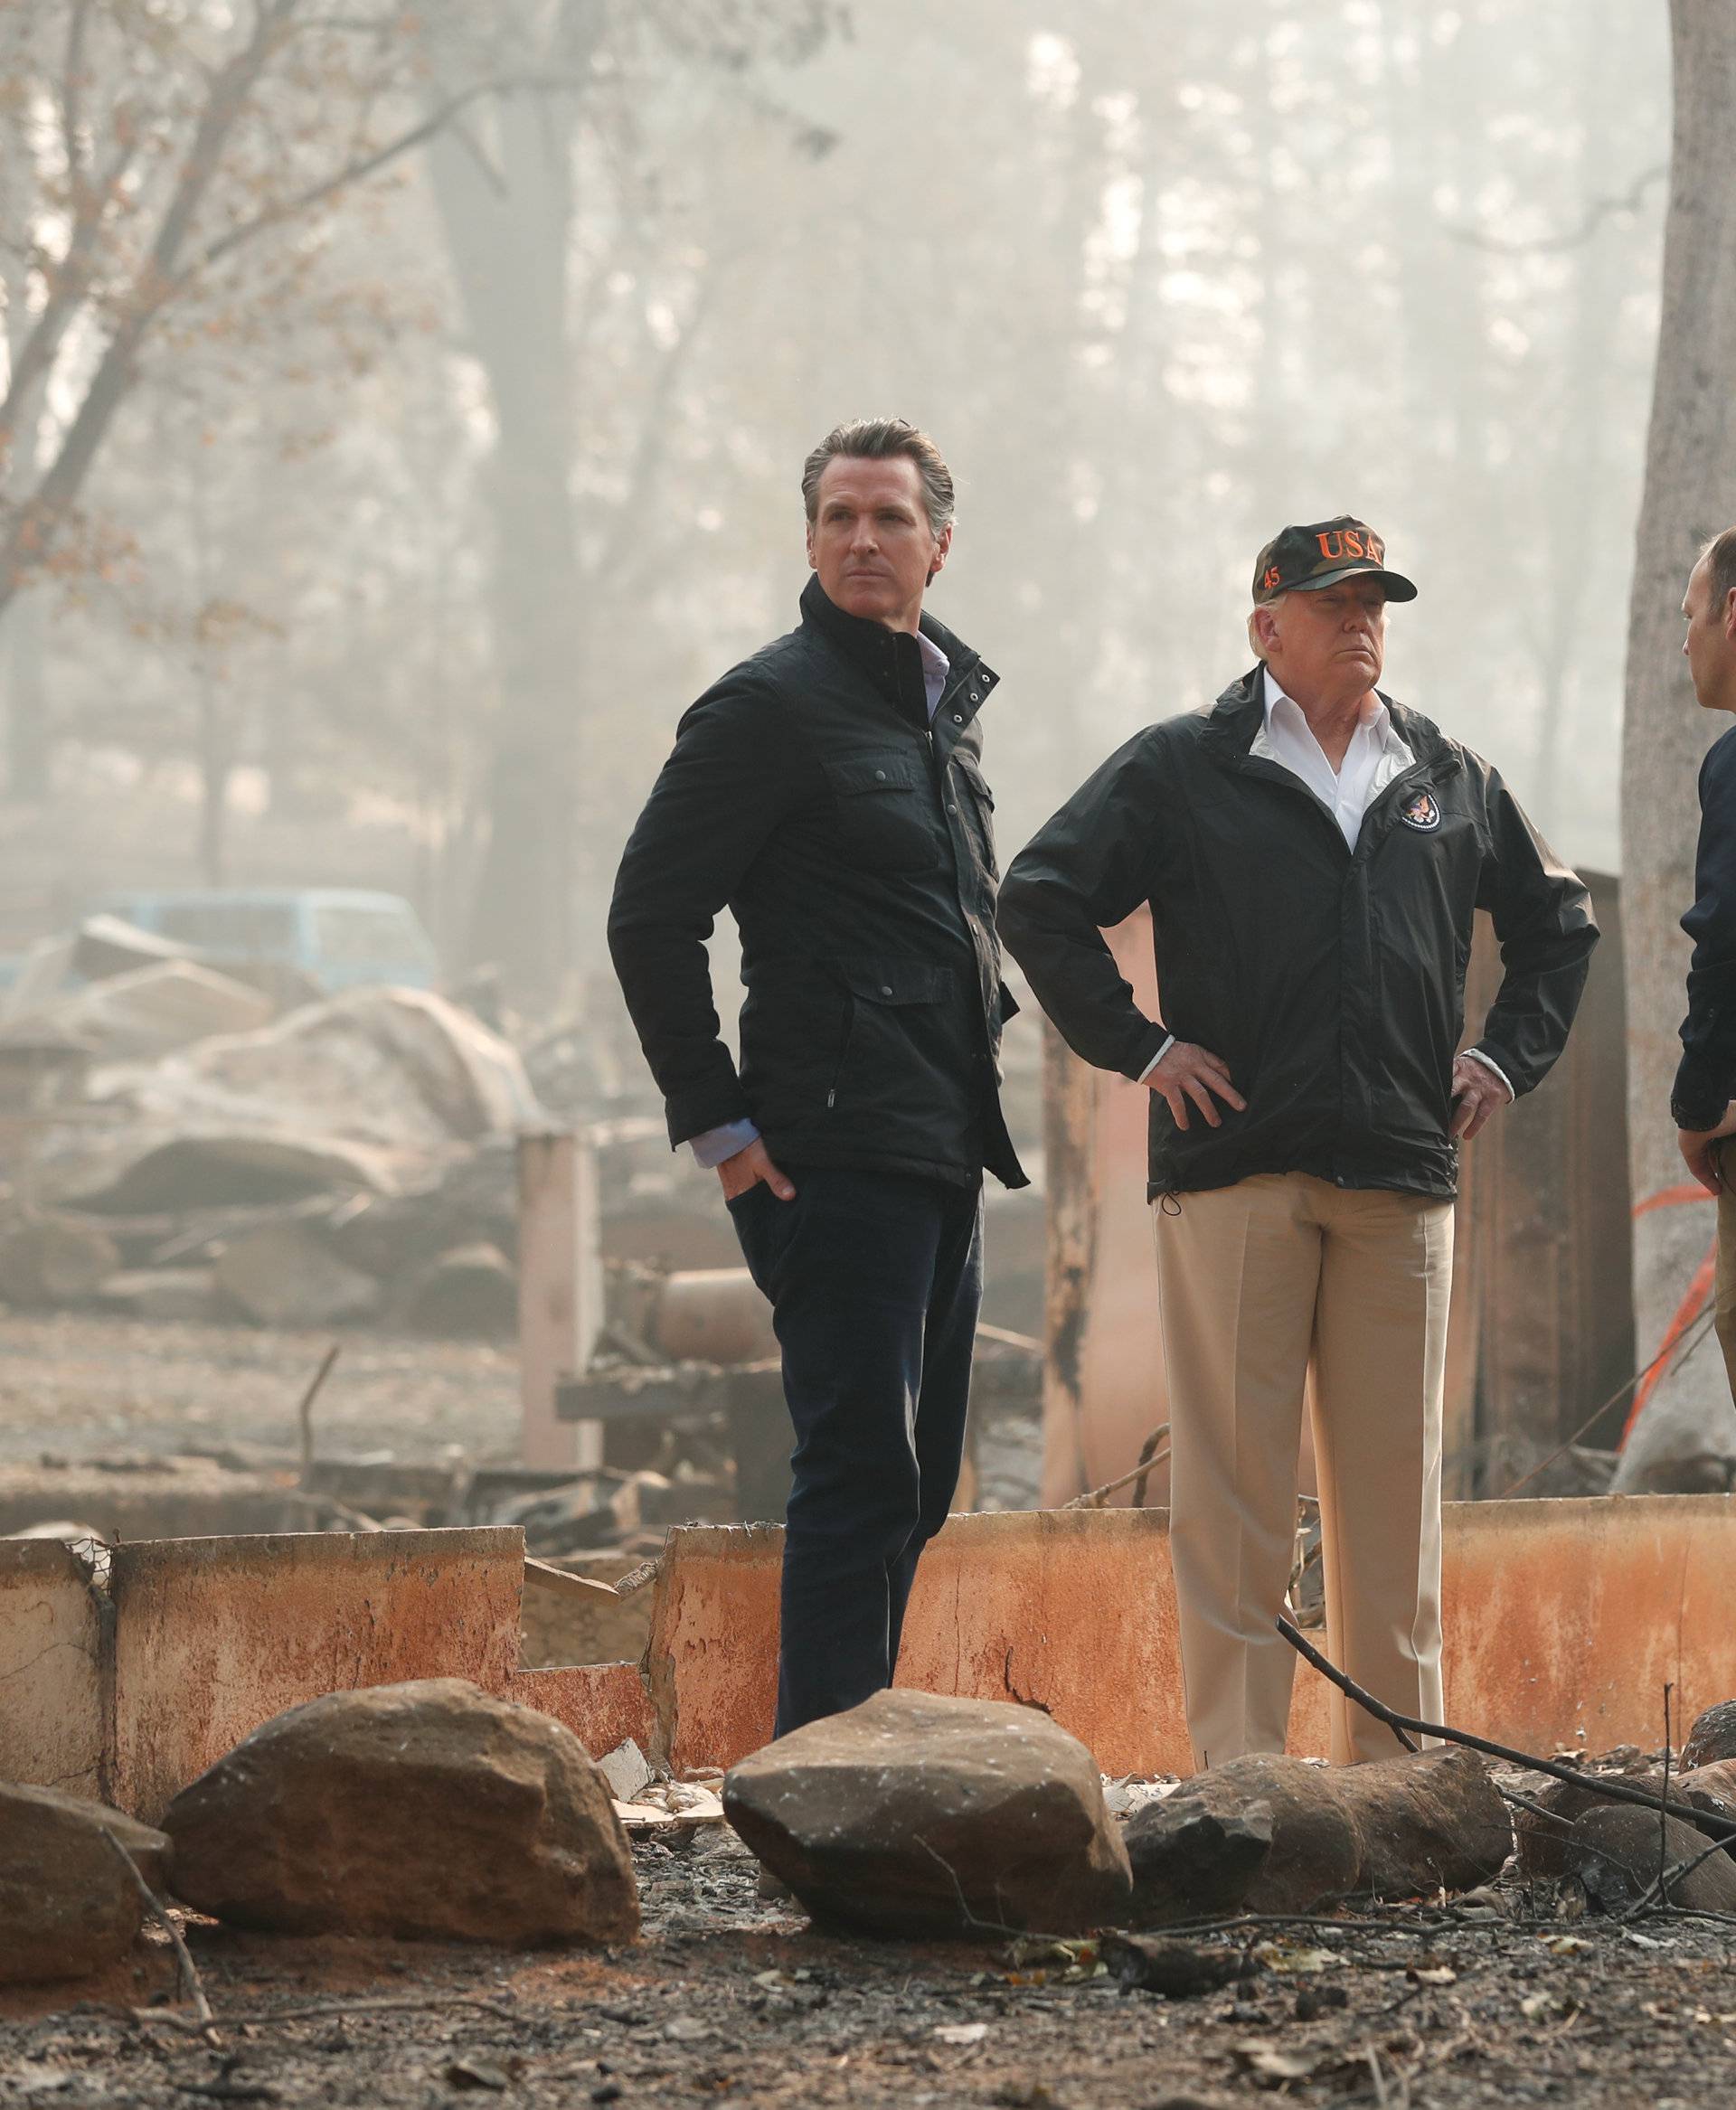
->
<box><xmin>802</xmin><ymin>418</ymin><xmax>955</xmax><ymax>539</ymax></box>
<box><xmin>1703</xmin><ymin>527</ymin><xmax>1736</xmax><ymax>618</ymax></box>
<box><xmin>1247</xmin><ymin>595</ymin><xmax>1284</xmax><ymax>660</ymax></box>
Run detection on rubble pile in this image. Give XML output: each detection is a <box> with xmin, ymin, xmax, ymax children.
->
<box><xmin>0</xmin><ymin>924</ymin><xmax>546</xmax><ymax>1338</ymax></box>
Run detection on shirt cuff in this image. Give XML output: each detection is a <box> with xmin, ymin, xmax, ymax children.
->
<box><xmin>690</xmin><ymin>1117</ymin><xmax>760</xmax><ymax>1169</ymax></box>
<box><xmin>1136</xmin><ymin>1033</ymin><xmax>1175</xmax><ymax>1084</ymax></box>
<box><xmin>1462</xmin><ymin>1048</ymin><xmax>1515</xmax><ymax>1101</ymax></box>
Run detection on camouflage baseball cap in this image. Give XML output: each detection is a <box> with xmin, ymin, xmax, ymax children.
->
<box><xmin>1251</xmin><ymin>516</ymin><xmax>1417</xmax><ymax>604</ymax></box>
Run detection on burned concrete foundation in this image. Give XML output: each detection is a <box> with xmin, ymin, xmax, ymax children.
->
<box><xmin>3</xmin><ymin>1493</ymin><xmax>1735</xmax><ymax>1822</ymax></box>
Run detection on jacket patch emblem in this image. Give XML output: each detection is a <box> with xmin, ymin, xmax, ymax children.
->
<box><xmin>1400</xmin><ymin>790</ymin><xmax>1440</xmax><ymax>832</ymax></box>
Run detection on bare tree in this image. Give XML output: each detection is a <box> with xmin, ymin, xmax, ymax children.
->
<box><xmin>0</xmin><ymin>2</ymin><xmax>545</xmax><ymax>664</ymax></box>
<box><xmin>1613</xmin><ymin>0</ymin><xmax>1736</xmax><ymax>1489</ymax></box>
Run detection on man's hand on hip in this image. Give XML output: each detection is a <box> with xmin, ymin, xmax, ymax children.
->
<box><xmin>717</xmin><ymin>1135</ymin><xmax>797</xmax><ymax>1202</ymax></box>
<box><xmin>1448</xmin><ymin>1053</ymin><xmax>1509</xmax><ymax>1141</ymax></box>
<box><xmin>1145</xmin><ymin>1042</ymin><xmax>1246</xmax><ymax>1131</ymax></box>
<box><xmin>1677</xmin><ymin>1102</ymin><xmax>1736</xmax><ymax>1196</ymax></box>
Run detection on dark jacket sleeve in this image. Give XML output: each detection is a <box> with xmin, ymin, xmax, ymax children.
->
<box><xmin>995</xmin><ymin>730</ymin><xmax>1173</xmax><ymax>1081</ymax></box>
<box><xmin>1672</xmin><ymin>730</ymin><xmax>1736</xmax><ymax>1129</ymax></box>
<box><xmin>1469</xmin><ymin>762</ymin><xmax>1599</xmax><ymax>1095</ymax></box>
<box><xmin>607</xmin><ymin>673</ymin><xmax>810</xmax><ymax>1148</ymax></box>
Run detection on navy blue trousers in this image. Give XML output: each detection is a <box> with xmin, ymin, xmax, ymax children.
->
<box><xmin>726</xmin><ymin>1165</ymin><xmax>984</xmax><ymax>1738</ymax></box>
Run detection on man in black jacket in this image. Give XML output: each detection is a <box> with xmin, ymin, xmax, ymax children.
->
<box><xmin>1672</xmin><ymin>525</ymin><xmax>1736</xmax><ymax>1396</ymax></box>
<box><xmin>999</xmin><ymin>517</ymin><xmax>1596</xmax><ymax>1767</ymax></box>
<box><xmin>609</xmin><ymin>419</ymin><xmax>1024</xmax><ymax>1738</ymax></box>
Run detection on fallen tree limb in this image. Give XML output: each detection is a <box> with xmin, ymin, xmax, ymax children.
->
<box><xmin>1275</xmin><ymin>1615</ymin><xmax>1736</xmax><ymax>1842</ymax></box>
<box><xmin>102</xmin><ymin>1831</ymin><xmax>220</xmax><ymax>2046</ymax></box>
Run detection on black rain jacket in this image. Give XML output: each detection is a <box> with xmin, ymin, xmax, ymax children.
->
<box><xmin>997</xmin><ymin>667</ymin><xmax>1598</xmax><ymax>1201</ymax></box>
<box><xmin>607</xmin><ymin>577</ymin><xmax>1026</xmax><ymax>1191</ymax></box>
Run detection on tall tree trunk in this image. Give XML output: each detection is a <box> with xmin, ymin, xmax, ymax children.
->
<box><xmin>427</xmin><ymin>66</ymin><xmax>590</xmax><ymax>1008</ymax></box>
<box><xmin>1612</xmin><ymin>0</ymin><xmax>1736</xmax><ymax>1488</ymax></box>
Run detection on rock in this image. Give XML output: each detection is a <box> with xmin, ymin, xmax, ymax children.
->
<box><xmin>1</xmin><ymin>1784</ymin><xmax>174</xmax><ymax>1898</ymax></box>
<box><xmin>722</xmin><ymin>1689</ymin><xmax>1132</xmax><ymax>1938</ymax></box>
<box><xmin>214</xmin><ymin>1220</ymin><xmax>380</xmax><ymax>1327</ymax></box>
<box><xmin>1350</xmin><ymin>1747</ymin><xmax>1514</xmax><ymax>1898</ymax></box>
<box><xmin>1514</xmin><ymin>1768</ymin><xmax>1676</xmax><ymax>1879</ymax></box>
<box><xmin>1127</xmin><ymin>1757</ymin><xmax>1354</xmax><ymax>1921</ymax></box>
<box><xmin>402</xmin><ymin>1242</ymin><xmax>518</xmax><ymax>1336</ymax></box>
<box><xmin>596</xmin><ymin>1738</ymin><xmax>655</xmax><ymax>1804</ymax></box>
<box><xmin>1678</xmin><ymin>1756</ymin><xmax>1736</xmax><ymax>1817</ymax></box>
<box><xmin>1120</xmin><ymin>1797</ymin><xmax>1280</xmax><ymax>1923</ymax></box>
<box><xmin>0</xmin><ymin>1783</ymin><xmax>170</xmax><ymax>1982</ymax></box>
<box><xmin>1684</xmin><ymin>1699</ymin><xmax>1736</xmax><ymax>1769</ymax></box>
<box><xmin>0</xmin><ymin>1217</ymin><xmax>122</xmax><ymax>1307</ymax></box>
<box><xmin>1565</xmin><ymin>1803</ymin><xmax>1736</xmax><ymax>1915</ymax></box>
<box><xmin>1099</xmin><ymin>1931</ymin><xmax>1259</xmax><ymax>1998</ymax></box>
<box><xmin>1126</xmin><ymin>1747</ymin><xmax>1510</xmax><ymax>1924</ymax></box>
<box><xmin>164</xmin><ymin>1677</ymin><xmax>638</xmax><ymax>1945</ymax></box>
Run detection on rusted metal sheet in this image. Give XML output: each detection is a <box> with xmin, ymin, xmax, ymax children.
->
<box><xmin>0</xmin><ymin>1537</ymin><xmax>102</xmax><ymax>1797</ymax></box>
<box><xmin>108</xmin><ymin>1526</ymin><xmax>525</xmax><ymax>1822</ymax></box>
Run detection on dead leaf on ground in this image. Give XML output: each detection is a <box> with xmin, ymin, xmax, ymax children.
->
<box><xmin>1233</xmin><ymin>2040</ymin><xmax>1322</xmax><ymax>2084</ymax></box>
<box><xmin>1253</xmin><ymin>1941</ymin><xmax>1338</xmax><ymax>1975</ymax></box>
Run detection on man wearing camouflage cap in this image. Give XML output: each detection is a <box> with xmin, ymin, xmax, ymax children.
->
<box><xmin>999</xmin><ymin>518</ymin><xmax>1597</xmax><ymax>1767</ymax></box>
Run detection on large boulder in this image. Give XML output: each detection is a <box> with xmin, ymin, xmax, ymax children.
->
<box><xmin>1514</xmin><ymin>1762</ymin><xmax>1736</xmax><ymax>1880</ymax></box>
<box><xmin>1684</xmin><ymin>1699</ymin><xmax>1736</xmax><ymax>1769</ymax></box>
<box><xmin>1513</xmin><ymin>1766</ymin><xmax>1666</xmax><ymax>1879</ymax></box>
<box><xmin>722</xmin><ymin>1689</ymin><xmax>1132</xmax><ymax>1938</ymax></box>
<box><xmin>1126</xmin><ymin>1748</ymin><xmax>1511</xmax><ymax>1924</ymax></box>
<box><xmin>0</xmin><ymin>1784</ymin><xmax>169</xmax><ymax>1983</ymax></box>
<box><xmin>163</xmin><ymin>1678</ymin><xmax>637</xmax><ymax>1945</ymax></box>
<box><xmin>1565</xmin><ymin>1804</ymin><xmax>1736</xmax><ymax>1915</ymax></box>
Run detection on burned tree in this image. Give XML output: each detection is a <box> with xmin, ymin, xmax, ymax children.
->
<box><xmin>1615</xmin><ymin>0</ymin><xmax>1736</xmax><ymax>1490</ymax></box>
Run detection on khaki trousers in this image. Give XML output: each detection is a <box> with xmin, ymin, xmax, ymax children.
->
<box><xmin>1154</xmin><ymin>1172</ymin><xmax>1454</xmax><ymax>1768</ymax></box>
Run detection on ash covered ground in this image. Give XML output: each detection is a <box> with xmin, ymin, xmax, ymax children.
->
<box><xmin>5</xmin><ymin>1829</ymin><xmax>1736</xmax><ymax>2110</ymax></box>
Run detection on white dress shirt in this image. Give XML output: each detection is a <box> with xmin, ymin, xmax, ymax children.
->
<box><xmin>1252</xmin><ymin>664</ymin><xmax>1413</xmax><ymax>852</ymax></box>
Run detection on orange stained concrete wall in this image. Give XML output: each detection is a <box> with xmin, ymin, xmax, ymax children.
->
<box><xmin>508</xmin><ymin>1663</ymin><xmax>660</xmax><ymax>1762</ymax></box>
<box><xmin>649</xmin><ymin>1495</ymin><xmax>1736</xmax><ymax>1776</ymax></box>
<box><xmin>0</xmin><ymin>1536</ymin><xmax>102</xmax><ymax>1797</ymax></box>
<box><xmin>110</xmin><ymin>1528</ymin><xmax>524</xmax><ymax>1822</ymax></box>
<box><xmin>14</xmin><ymin>1493</ymin><xmax>1734</xmax><ymax>1820</ymax></box>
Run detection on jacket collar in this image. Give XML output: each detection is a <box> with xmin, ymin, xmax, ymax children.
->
<box><xmin>799</xmin><ymin>574</ymin><xmax>998</xmax><ymax>729</ymax></box>
<box><xmin>1202</xmin><ymin>664</ymin><xmax>1453</xmax><ymax>773</ymax></box>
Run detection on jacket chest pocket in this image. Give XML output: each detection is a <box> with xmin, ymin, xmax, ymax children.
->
<box><xmin>950</xmin><ymin>750</ymin><xmax>998</xmax><ymax>878</ymax></box>
<box><xmin>822</xmin><ymin>754</ymin><xmax>941</xmax><ymax>875</ymax></box>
